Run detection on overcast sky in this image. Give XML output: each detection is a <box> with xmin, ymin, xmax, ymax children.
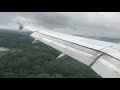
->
<box><xmin>0</xmin><ymin>12</ymin><xmax>120</xmax><ymax>38</ymax></box>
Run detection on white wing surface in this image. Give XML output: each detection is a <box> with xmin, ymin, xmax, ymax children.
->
<box><xmin>17</xmin><ymin>18</ymin><xmax>120</xmax><ymax>78</ymax></box>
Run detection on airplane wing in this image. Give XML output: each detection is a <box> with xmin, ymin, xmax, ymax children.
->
<box><xmin>16</xmin><ymin>18</ymin><xmax>120</xmax><ymax>78</ymax></box>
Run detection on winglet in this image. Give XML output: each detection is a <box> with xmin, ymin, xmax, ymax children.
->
<box><xmin>17</xmin><ymin>22</ymin><xmax>24</xmax><ymax>30</ymax></box>
<box><xmin>19</xmin><ymin>25</ymin><xmax>23</xmax><ymax>30</ymax></box>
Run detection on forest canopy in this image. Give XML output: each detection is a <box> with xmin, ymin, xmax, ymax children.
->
<box><xmin>0</xmin><ymin>29</ymin><xmax>100</xmax><ymax>78</ymax></box>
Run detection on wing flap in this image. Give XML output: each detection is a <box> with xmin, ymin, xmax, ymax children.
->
<box><xmin>91</xmin><ymin>54</ymin><xmax>120</xmax><ymax>78</ymax></box>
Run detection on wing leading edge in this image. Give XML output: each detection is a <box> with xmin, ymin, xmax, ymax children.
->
<box><xmin>17</xmin><ymin>19</ymin><xmax>120</xmax><ymax>78</ymax></box>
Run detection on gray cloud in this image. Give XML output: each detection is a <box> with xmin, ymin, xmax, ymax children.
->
<box><xmin>0</xmin><ymin>12</ymin><xmax>120</xmax><ymax>38</ymax></box>
<box><xmin>32</xmin><ymin>12</ymin><xmax>71</xmax><ymax>28</ymax></box>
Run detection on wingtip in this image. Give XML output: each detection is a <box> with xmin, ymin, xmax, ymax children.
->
<box><xmin>19</xmin><ymin>25</ymin><xmax>23</xmax><ymax>30</ymax></box>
